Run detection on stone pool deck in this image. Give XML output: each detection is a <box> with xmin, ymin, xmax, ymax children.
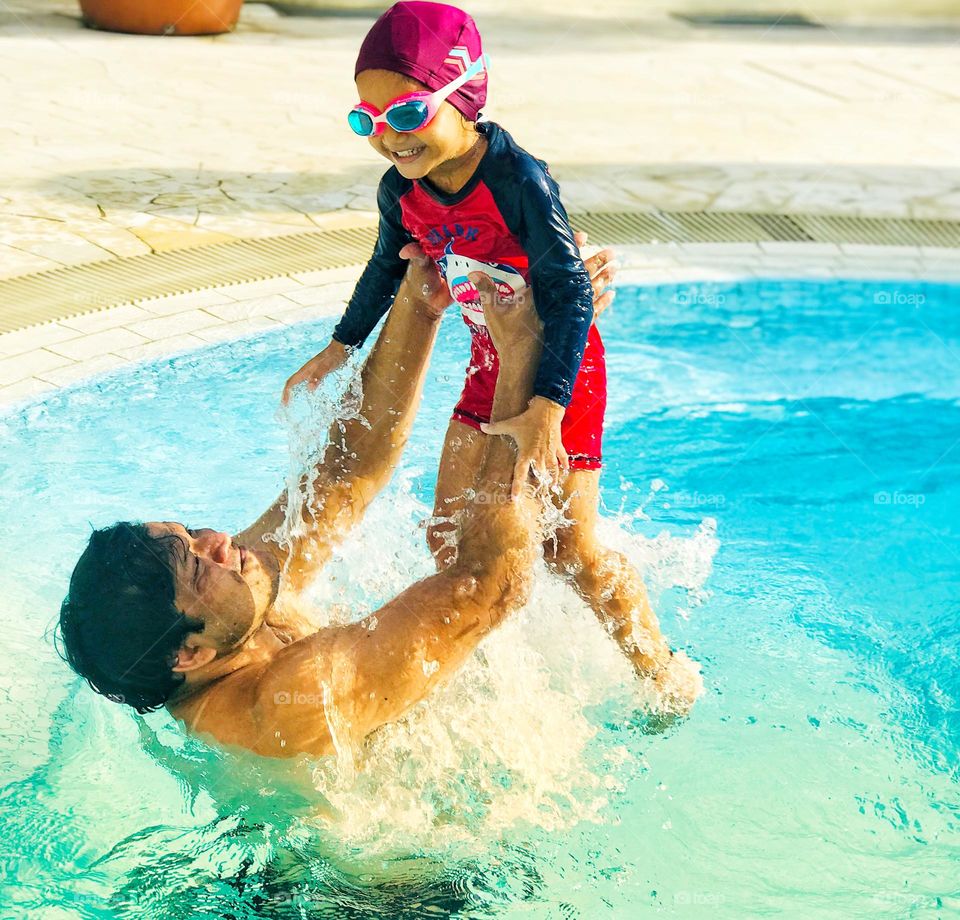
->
<box><xmin>1</xmin><ymin>0</ymin><xmax>959</xmax><ymax>406</ymax></box>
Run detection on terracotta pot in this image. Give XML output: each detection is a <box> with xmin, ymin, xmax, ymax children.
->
<box><xmin>79</xmin><ymin>0</ymin><xmax>243</xmax><ymax>35</ymax></box>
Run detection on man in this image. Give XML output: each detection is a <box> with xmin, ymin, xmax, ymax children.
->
<box><xmin>58</xmin><ymin>236</ymin><xmax>698</xmax><ymax>758</ymax></box>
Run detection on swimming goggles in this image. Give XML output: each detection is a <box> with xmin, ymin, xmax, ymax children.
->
<box><xmin>348</xmin><ymin>52</ymin><xmax>490</xmax><ymax>137</ymax></box>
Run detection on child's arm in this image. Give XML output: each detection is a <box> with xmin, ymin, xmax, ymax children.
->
<box><xmin>520</xmin><ymin>167</ymin><xmax>595</xmax><ymax>408</ymax></box>
<box><xmin>282</xmin><ymin>168</ymin><xmax>412</xmax><ymax>404</ymax></box>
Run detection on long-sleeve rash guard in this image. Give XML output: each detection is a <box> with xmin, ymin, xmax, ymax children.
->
<box><xmin>331</xmin><ymin>120</ymin><xmax>594</xmax><ymax>407</ymax></box>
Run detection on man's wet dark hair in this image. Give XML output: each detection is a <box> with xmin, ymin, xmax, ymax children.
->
<box><xmin>56</xmin><ymin>522</ymin><xmax>203</xmax><ymax>714</ymax></box>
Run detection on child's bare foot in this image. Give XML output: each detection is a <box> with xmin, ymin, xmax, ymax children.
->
<box><xmin>647</xmin><ymin>649</ymin><xmax>704</xmax><ymax>715</ymax></box>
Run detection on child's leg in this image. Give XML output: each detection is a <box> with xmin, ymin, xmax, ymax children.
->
<box><xmin>544</xmin><ymin>468</ymin><xmax>673</xmax><ymax>676</ymax></box>
<box><xmin>545</xmin><ymin>468</ymin><xmax>703</xmax><ymax>709</ymax></box>
<box><xmin>427</xmin><ymin>419</ymin><xmax>486</xmax><ymax>569</ymax></box>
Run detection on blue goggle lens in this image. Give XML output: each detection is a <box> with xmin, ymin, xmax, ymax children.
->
<box><xmin>387</xmin><ymin>100</ymin><xmax>430</xmax><ymax>132</ymax></box>
<box><xmin>348</xmin><ymin>109</ymin><xmax>374</xmax><ymax>136</ymax></box>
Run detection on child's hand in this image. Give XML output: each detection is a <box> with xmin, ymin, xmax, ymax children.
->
<box><xmin>399</xmin><ymin>242</ymin><xmax>454</xmax><ymax>318</ymax></box>
<box><xmin>281</xmin><ymin>340</ymin><xmax>349</xmax><ymax>405</ymax></box>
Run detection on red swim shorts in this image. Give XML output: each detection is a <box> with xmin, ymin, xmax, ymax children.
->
<box><xmin>451</xmin><ymin>322</ymin><xmax>607</xmax><ymax>470</ymax></box>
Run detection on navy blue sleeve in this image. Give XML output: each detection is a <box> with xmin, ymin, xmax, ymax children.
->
<box><xmin>331</xmin><ymin>168</ymin><xmax>414</xmax><ymax>348</ymax></box>
<box><xmin>514</xmin><ymin>168</ymin><xmax>593</xmax><ymax>406</ymax></box>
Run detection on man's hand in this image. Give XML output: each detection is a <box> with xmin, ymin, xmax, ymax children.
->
<box><xmin>470</xmin><ymin>230</ymin><xmax>619</xmax><ymax>496</ymax></box>
<box><xmin>479</xmin><ymin>389</ymin><xmax>567</xmax><ymax>497</ymax></box>
<box><xmin>282</xmin><ymin>244</ymin><xmax>452</xmax><ymax>405</ymax></box>
<box><xmin>398</xmin><ymin>241</ymin><xmax>454</xmax><ymax>319</ymax></box>
<box><xmin>281</xmin><ymin>340</ymin><xmax>349</xmax><ymax>405</ymax></box>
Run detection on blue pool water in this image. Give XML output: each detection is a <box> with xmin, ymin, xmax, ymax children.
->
<box><xmin>0</xmin><ymin>278</ymin><xmax>958</xmax><ymax>918</ymax></box>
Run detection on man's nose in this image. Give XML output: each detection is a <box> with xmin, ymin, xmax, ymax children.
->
<box><xmin>199</xmin><ymin>530</ymin><xmax>232</xmax><ymax>564</ymax></box>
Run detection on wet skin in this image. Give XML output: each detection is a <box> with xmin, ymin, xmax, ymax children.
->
<box><xmin>160</xmin><ymin>240</ymin><xmax>629</xmax><ymax>757</ymax></box>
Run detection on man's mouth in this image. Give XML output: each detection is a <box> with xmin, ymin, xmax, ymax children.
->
<box><xmin>390</xmin><ymin>145</ymin><xmax>426</xmax><ymax>165</ymax></box>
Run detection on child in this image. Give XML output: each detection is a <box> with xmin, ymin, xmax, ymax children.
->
<box><xmin>283</xmin><ymin>1</ymin><xmax>701</xmax><ymax>708</ymax></box>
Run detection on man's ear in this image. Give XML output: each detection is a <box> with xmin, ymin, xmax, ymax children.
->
<box><xmin>171</xmin><ymin>643</ymin><xmax>217</xmax><ymax>673</ymax></box>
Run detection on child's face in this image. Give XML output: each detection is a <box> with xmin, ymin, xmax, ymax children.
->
<box><xmin>355</xmin><ymin>69</ymin><xmax>472</xmax><ymax>179</ymax></box>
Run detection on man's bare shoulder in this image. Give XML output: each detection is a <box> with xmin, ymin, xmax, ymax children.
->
<box><xmin>168</xmin><ymin>627</ymin><xmax>346</xmax><ymax>758</ymax></box>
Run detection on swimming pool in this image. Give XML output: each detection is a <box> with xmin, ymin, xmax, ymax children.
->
<box><xmin>1</xmin><ymin>278</ymin><xmax>957</xmax><ymax>918</ymax></box>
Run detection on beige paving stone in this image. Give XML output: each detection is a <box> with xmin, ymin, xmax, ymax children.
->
<box><xmin>288</xmin><ymin>266</ymin><xmax>364</xmax><ymax>286</ymax></box>
<box><xmin>0</xmin><ymin>348</ymin><xmax>74</xmax><ymax>386</ymax></box>
<box><xmin>673</xmin><ymin>243</ymin><xmax>764</xmax><ymax>258</ymax></box>
<box><xmin>192</xmin><ymin>317</ymin><xmax>285</xmax><ymax>343</ymax></box>
<box><xmin>758</xmin><ymin>242</ymin><xmax>845</xmax><ymax>256</ymax></box>
<box><xmin>48</xmin><ymin>327</ymin><xmax>148</xmax><ymax>361</ymax></box>
<box><xmin>193</xmin><ymin>215</ymin><xmax>308</xmax><ymax>239</ymax></box>
<box><xmin>213</xmin><ymin>277</ymin><xmax>306</xmax><ymax>299</ymax></box>
<box><xmin>203</xmin><ymin>294</ymin><xmax>303</xmax><ymax>322</ymax></box>
<box><xmin>269</xmin><ymin>302</ymin><xmax>347</xmax><ymax>326</ymax></box>
<box><xmin>128</xmin><ymin>220</ymin><xmax>237</xmax><ymax>252</ymax></box>
<box><xmin>125</xmin><ymin>309</ymin><xmax>224</xmax><ymax>340</ymax></box>
<box><xmin>0</xmin><ymin>322</ymin><xmax>81</xmax><ymax>359</ymax></box>
<box><xmin>0</xmin><ymin>242</ymin><xmax>60</xmax><ymax>278</ymax></box>
<box><xmin>281</xmin><ymin>281</ymin><xmax>357</xmax><ymax>307</ymax></box>
<box><xmin>76</xmin><ymin>225</ymin><xmax>153</xmax><ymax>259</ymax></box>
<box><xmin>304</xmin><ymin>211</ymin><xmax>377</xmax><ymax>231</ymax></box>
<box><xmin>35</xmin><ymin>353</ymin><xmax>130</xmax><ymax>387</ymax></box>
<box><xmin>136</xmin><ymin>289</ymin><xmax>237</xmax><ymax>315</ymax></box>
<box><xmin>16</xmin><ymin>237</ymin><xmax>115</xmax><ymax>268</ymax></box>
<box><xmin>918</xmin><ymin>247</ymin><xmax>960</xmax><ymax>261</ymax></box>
<box><xmin>113</xmin><ymin>334</ymin><xmax>210</xmax><ymax>363</ymax></box>
<box><xmin>60</xmin><ymin>303</ymin><xmax>154</xmax><ymax>334</ymax></box>
<box><xmin>0</xmin><ymin>376</ymin><xmax>57</xmax><ymax>406</ymax></box>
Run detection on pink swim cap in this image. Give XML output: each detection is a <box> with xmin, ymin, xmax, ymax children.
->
<box><xmin>354</xmin><ymin>1</ymin><xmax>487</xmax><ymax>121</ymax></box>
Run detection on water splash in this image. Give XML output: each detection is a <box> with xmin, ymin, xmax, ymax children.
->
<box><xmin>283</xmin><ymin>478</ymin><xmax>718</xmax><ymax>856</ymax></box>
<box><xmin>261</xmin><ymin>356</ymin><xmax>719</xmax><ymax>854</ymax></box>
<box><xmin>269</xmin><ymin>352</ymin><xmax>366</xmax><ymax>562</ymax></box>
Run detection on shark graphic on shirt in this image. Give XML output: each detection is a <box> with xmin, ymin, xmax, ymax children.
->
<box><xmin>436</xmin><ymin>241</ymin><xmax>527</xmax><ymax>327</ymax></box>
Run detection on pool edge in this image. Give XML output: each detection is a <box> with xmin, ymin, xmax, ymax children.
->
<box><xmin>2</xmin><ymin>238</ymin><xmax>960</xmax><ymax>412</ymax></box>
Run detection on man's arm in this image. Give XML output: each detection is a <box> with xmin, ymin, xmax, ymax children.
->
<box><xmin>238</xmin><ymin>271</ymin><xmax>444</xmax><ymax>592</ymax></box>
<box><xmin>248</xmin><ymin>278</ymin><xmax>544</xmax><ymax>757</ymax></box>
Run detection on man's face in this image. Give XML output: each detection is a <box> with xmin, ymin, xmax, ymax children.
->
<box><xmin>146</xmin><ymin>522</ymin><xmax>280</xmax><ymax>654</ymax></box>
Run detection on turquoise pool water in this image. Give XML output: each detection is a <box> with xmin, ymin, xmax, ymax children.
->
<box><xmin>0</xmin><ymin>279</ymin><xmax>957</xmax><ymax>918</ymax></box>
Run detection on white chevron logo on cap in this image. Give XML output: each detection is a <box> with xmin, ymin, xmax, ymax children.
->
<box><xmin>444</xmin><ymin>45</ymin><xmax>484</xmax><ymax>81</ymax></box>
